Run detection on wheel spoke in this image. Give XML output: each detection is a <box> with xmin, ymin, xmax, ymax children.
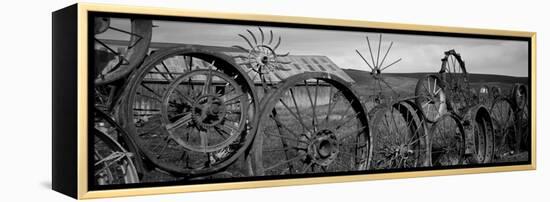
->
<box><xmin>278</xmin><ymin>98</ymin><xmax>310</xmax><ymax>133</ymax></box>
<box><xmin>264</xmin><ymin>153</ymin><xmax>306</xmax><ymax>171</ymax></box>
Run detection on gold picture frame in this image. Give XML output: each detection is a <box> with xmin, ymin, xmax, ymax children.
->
<box><xmin>52</xmin><ymin>3</ymin><xmax>536</xmax><ymax>199</ymax></box>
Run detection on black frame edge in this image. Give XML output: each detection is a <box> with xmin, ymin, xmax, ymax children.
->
<box><xmin>52</xmin><ymin>3</ymin><xmax>79</xmax><ymax>199</ymax></box>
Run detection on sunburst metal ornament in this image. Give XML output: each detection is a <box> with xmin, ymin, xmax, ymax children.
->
<box><xmin>355</xmin><ymin>34</ymin><xmax>402</xmax><ymax>103</ymax></box>
<box><xmin>233</xmin><ymin>27</ymin><xmax>291</xmax><ymax>76</ymax></box>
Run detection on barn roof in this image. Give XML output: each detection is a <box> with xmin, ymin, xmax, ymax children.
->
<box><xmin>101</xmin><ymin>39</ymin><xmax>355</xmax><ymax>84</ymax></box>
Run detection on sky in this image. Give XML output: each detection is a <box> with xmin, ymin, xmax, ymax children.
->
<box><xmin>104</xmin><ymin>18</ymin><xmax>529</xmax><ymax>77</ymax></box>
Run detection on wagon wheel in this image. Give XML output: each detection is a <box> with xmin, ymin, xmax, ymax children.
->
<box><xmin>160</xmin><ymin>69</ymin><xmax>247</xmax><ymax>153</ymax></box>
<box><xmin>253</xmin><ymin>72</ymin><xmax>371</xmax><ymax>175</ymax></box>
<box><xmin>121</xmin><ymin>46</ymin><xmax>258</xmax><ymax>176</ymax></box>
<box><xmin>94</xmin><ymin>108</ymin><xmax>144</xmax><ymax>176</ymax></box>
<box><xmin>512</xmin><ymin>84</ymin><xmax>529</xmax><ymax>151</ymax></box>
<box><xmin>467</xmin><ymin>107</ymin><xmax>494</xmax><ymax>164</ymax></box>
<box><xmin>93</xmin><ymin>128</ymin><xmax>139</xmax><ymax>185</ymax></box>
<box><xmin>94</xmin><ymin>18</ymin><xmax>152</xmax><ymax>85</ymax></box>
<box><xmin>440</xmin><ymin>50</ymin><xmax>470</xmax><ymax>115</ymax></box>
<box><xmin>415</xmin><ymin>75</ymin><xmax>447</xmax><ymax>123</ymax></box>
<box><xmin>369</xmin><ymin>102</ymin><xmax>428</xmax><ymax>169</ymax></box>
<box><xmin>490</xmin><ymin>97</ymin><xmax>516</xmax><ymax>159</ymax></box>
<box><xmin>429</xmin><ymin>113</ymin><xmax>465</xmax><ymax>166</ymax></box>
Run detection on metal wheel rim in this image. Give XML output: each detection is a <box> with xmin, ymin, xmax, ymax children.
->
<box><xmin>160</xmin><ymin>69</ymin><xmax>248</xmax><ymax>153</ymax></box>
<box><xmin>253</xmin><ymin>72</ymin><xmax>371</xmax><ymax>176</ymax></box>
<box><xmin>121</xmin><ymin>46</ymin><xmax>259</xmax><ymax>176</ymax></box>
<box><xmin>429</xmin><ymin>113</ymin><xmax>465</xmax><ymax>166</ymax></box>
<box><xmin>415</xmin><ymin>75</ymin><xmax>447</xmax><ymax>123</ymax></box>
<box><xmin>490</xmin><ymin>97</ymin><xmax>516</xmax><ymax>158</ymax></box>
<box><xmin>93</xmin><ymin>129</ymin><xmax>139</xmax><ymax>185</ymax></box>
<box><xmin>370</xmin><ymin>102</ymin><xmax>429</xmax><ymax>169</ymax></box>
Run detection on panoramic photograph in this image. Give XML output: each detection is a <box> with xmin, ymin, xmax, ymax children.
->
<box><xmin>91</xmin><ymin>16</ymin><xmax>531</xmax><ymax>188</ymax></box>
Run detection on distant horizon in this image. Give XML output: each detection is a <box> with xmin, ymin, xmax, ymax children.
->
<box><xmin>342</xmin><ymin>68</ymin><xmax>530</xmax><ymax>78</ymax></box>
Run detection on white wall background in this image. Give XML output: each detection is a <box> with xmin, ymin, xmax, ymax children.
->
<box><xmin>0</xmin><ymin>0</ymin><xmax>546</xmax><ymax>201</ymax></box>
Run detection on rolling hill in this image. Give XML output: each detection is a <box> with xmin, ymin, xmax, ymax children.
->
<box><xmin>342</xmin><ymin>68</ymin><xmax>529</xmax><ymax>98</ymax></box>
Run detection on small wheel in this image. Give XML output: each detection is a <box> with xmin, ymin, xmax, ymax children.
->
<box><xmin>122</xmin><ymin>46</ymin><xmax>258</xmax><ymax>176</ymax></box>
<box><xmin>429</xmin><ymin>114</ymin><xmax>465</xmax><ymax>166</ymax></box>
<box><xmin>369</xmin><ymin>102</ymin><xmax>429</xmax><ymax>169</ymax></box>
<box><xmin>490</xmin><ymin>97</ymin><xmax>516</xmax><ymax>159</ymax></box>
<box><xmin>415</xmin><ymin>75</ymin><xmax>447</xmax><ymax>123</ymax></box>
<box><xmin>233</xmin><ymin>27</ymin><xmax>291</xmax><ymax>76</ymax></box>
<box><xmin>93</xmin><ymin>128</ymin><xmax>139</xmax><ymax>185</ymax></box>
<box><xmin>253</xmin><ymin>72</ymin><xmax>371</xmax><ymax>175</ymax></box>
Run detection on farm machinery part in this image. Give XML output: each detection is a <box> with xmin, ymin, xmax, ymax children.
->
<box><xmin>428</xmin><ymin>113</ymin><xmax>466</xmax><ymax>166</ymax></box>
<box><xmin>462</xmin><ymin>105</ymin><xmax>495</xmax><ymax>164</ymax></box>
<box><xmin>89</xmin><ymin>17</ymin><xmax>531</xmax><ymax>184</ymax></box>
<box><xmin>511</xmin><ymin>83</ymin><xmax>530</xmax><ymax>152</ymax></box>
<box><xmin>233</xmin><ymin>27</ymin><xmax>291</xmax><ymax>78</ymax></box>
<box><xmin>232</xmin><ymin>29</ymin><xmax>373</xmax><ymax>175</ymax></box>
<box><xmin>94</xmin><ymin>18</ymin><xmax>152</xmax><ymax>85</ymax></box>
<box><xmin>93</xmin><ymin>128</ymin><xmax>140</xmax><ymax>185</ymax></box>
<box><xmin>355</xmin><ymin>34</ymin><xmax>430</xmax><ymax>170</ymax></box>
<box><xmin>355</xmin><ymin>34</ymin><xmax>402</xmax><ymax>104</ymax></box>
<box><xmin>252</xmin><ymin>72</ymin><xmax>371</xmax><ymax>175</ymax></box>
<box><xmin>414</xmin><ymin>50</ymin><xmax>501</xmax><ymax>165</ymax></box>
<box><xmin>120</xmin><ymin>45</ymin><xmax>260</xmax><ymax>177</ymax></box>
<box><xmin>490</xmin><ymin>96</ymin><xmax>516</xmax><ymax>159</ymax></box>
<box><xmin>93</xmin><ymin>18</ymin><xmax>153</xmax><ymax>184</ymax></box>
<box><xmin>369</xmin><ymin>101</ymin><xmax>429</xmax><ymax>169</ymax></box>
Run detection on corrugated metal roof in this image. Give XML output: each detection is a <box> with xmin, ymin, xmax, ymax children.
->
<box><xmin>226</xmin><ymin>52</ymin><xmax>355</xmax><ymax>84</ymax></box>
<box><xmin>103</xmin><ymin>40</ymin><xmax>355</xmax><ymax>84</ymax></box>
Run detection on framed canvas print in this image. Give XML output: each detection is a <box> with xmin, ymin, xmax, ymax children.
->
<box><xmin>52</xmin><ymin>3</ymin><xmax>536</xmax><ymax>199</ymax></box>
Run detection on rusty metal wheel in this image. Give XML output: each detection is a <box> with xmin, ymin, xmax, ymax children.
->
<box><xmin>160</xmin><ymin>69</ymin><xmax>248</xmax><ymax>153</ymax></box>
<box><xmin>253</xmin><ymin>72</ymin><xmax>371</xmax><ymax>176</ymax></box>
<box><xmin>121</xmin><ymin>46</ymin><xmax>259</xmax><ymax>176</ymax></box>
<box><xmin>93</xmin><ymin>18</ymin><xmax>152</xmax><ymax>85</ymax></box>
<box><xmin>93</xmin><ymin>128</ymin><xmax>139</xmax><ymax>185</ymax></box>
<box><xmin>415</xmin><ymin>75</ymin><xmax>447</xmax><ymax>123</ymax></box>
<box><xmin>512</xmin><ymin>84</ymin><xmax>530</xmax><ymax>151</ymax></box>
<box><xmin>465</xmin><ymin>106</ymin><xmax>494</xmax><ymax>164</ymax></box>
<box><xmin>440</xmin><ymin>50</ymin><xmax>470</xmax><ymax>116</ymax></box>
<box><xmin>94</xmin><ymin>108</ymin><xmax>144</xmax><ymax>177</ymax></box>
<box><xmin>490</xmin><ymin>97</ymin><xmax>516</xmax><ymax>159</ymax></box>
<box><xmin>369</xmin><ymin>101</ymin><xmax>429</xmax><ymax>169</ymax></box>
<box><xmin>429</xmin><ymin>113</ymin><xmax>466</xmax><ymax>166</ymax></box>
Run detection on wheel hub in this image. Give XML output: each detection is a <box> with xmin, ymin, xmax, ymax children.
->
<box><xmin>257</xmin><ymin>55</ymin><xmax>269</xmax><ymax>65</ymax></box>
<box><xmin>192</xmin><ymin>94</ymin><xmax>226</xmax><ymax>128</ymax></box>
<box><xmin>306</xmin><ymin>129</ymin><xmax>339</xmax><ymax>166</ymax></box>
